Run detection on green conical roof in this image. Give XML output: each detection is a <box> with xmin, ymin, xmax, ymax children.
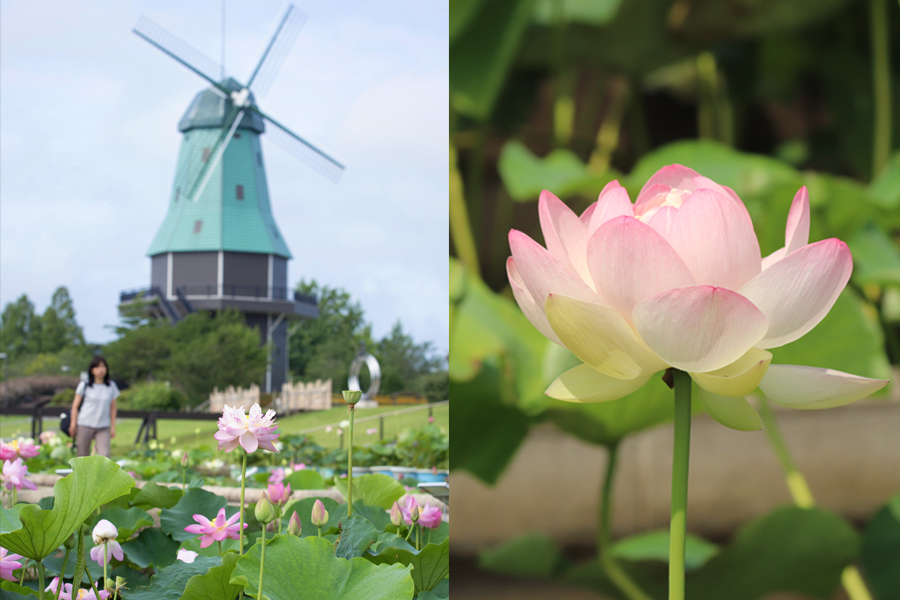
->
<box><xmin>147</xmin><ymin>87</ymin><xmax>291</xmax><ymax>258</ymax></box>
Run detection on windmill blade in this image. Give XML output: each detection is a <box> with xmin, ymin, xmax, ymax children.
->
<box><xmin>252</xmin><ymin>105</ymin><xmax>345</xmax><ymax>182</ymax></box>
<box><xmin>133</xmin><ymin>16</ymin><xmax>230</xmax><ymax>96</ymax></box>
<box><xmin>188</xmin><ymin>106</ymin><xmax>246</xmax><ymax>202</ymax></box>
<box><xmin>246</xmin><ymin>4</ymin><xmax>308</xmax><ymax>98</ymax></box>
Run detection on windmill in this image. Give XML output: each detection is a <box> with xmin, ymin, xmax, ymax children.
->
<box><xmin>119</xmin><ymin>4</ymin><xmax>344</xmax><ymax>393</ymax></box>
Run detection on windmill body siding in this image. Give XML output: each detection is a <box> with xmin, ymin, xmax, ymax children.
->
<box><xmin>173</xmin><ymin>252</ymin><xmax>218</xmax><ymax>293</ymax></box>
<box><xmin>151</xmin><ymin>255</ymin><xmax>167</xmax><ymax>292</ymax></box>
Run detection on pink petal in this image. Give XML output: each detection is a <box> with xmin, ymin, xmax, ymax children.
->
<box><xmin>784</xmin><ymin>186</ymin><xmax>810</xmax><ymax>256</ymax></box>
<box><xmin>218</xmin><ymin>438</ymin><xmax>240</xmax><ymax>453</ymax></box>
<box><xmin>212</xmin><ymin>529</ymin><xmax>228</xmax><ymax>541</ymax></box>
<box><xmin>538</xmin><ymin>190</ymin><xmax>592</xmax><ymax>282</ymax></box>
<box><xmin>633</xmin><ymin>286</ymin><xmax>768</xmax><ymax>373</ymax></box>
<box><xmin>586</xmin><ymin>181</ymin><xmax>634</xmax><ymax>235</ymax></box>
<box><xmin>225</xmin><ymin>511</ymin><xmax>241</xmax><ymax>526</ymax></box>
<box><xmin>508</xmin><ymin>257</ymin><xmax>563</xmax><ymax>346</ymax></box>
<box><xmin>193</xmin><ymin>514</ymin><xmax>210</xmax><ymax>525</ymax></box>
<box><xmin>644</xmin><ymin>205</ymin><xmax>678</xmax><ymax>240</ymax></box>
<box><xmin>199</xmin><ymin>535</ymin><xmax>215</xmax><ymax>548</ymax></box>
<box><xmin>257</xmin><ymin>440</ymin><xmax>278</xmax><ymax>452</ymax></box>
<box><xmin>508</xmin><ymin>230</ymin><xmax>601</xmax><ymax>307</ymax></box>
<box><xmin>761</xmin><ymin>247</ymin><xmax>786</xmax><ymax>271</ymax></box>
<box><xmin>635</xmin><ymin>165</ymin><xmax>699</xmax><ymax>208</ymax></box>
<box><xmin>739</xmin><ymin>239</ymin><xmax>852</xmax><ymax>349</ymax></box>
<box><xmin>184</xmin><ymin>524</ymin><xmax>208</xmax><ymax>534</ymax></box>
<box><xmin>239</xmin><ymin>432</ymin><xmax>259</xmax><ymax>453</ymax></box>
<box><xmin>760</xmin><ymin>365</ymin><xmax>889</xmax><ymax>409</ymax></box>
<box><xmin>111</xmin><ymin>541</ymin><xmax>124</xmax><ymax>561</ymax></box>
<box><xmin>665</xmin><ymin>189</ymin><xmax>761</xmax><ymax>290</ymax></box>
<box><xmin>213</xmin><ymin>430</ymin><xmax>233</xmax><ymax>441</ymax></box>
<box><xmin>214</xmin><ymin>508</ymin><xmax>228</xmax><ymax>528</ymax></box>
<box><xmin>587</xmin><ymin>216</ymin><xmax>694</xmax><ymax>319</ymax></box>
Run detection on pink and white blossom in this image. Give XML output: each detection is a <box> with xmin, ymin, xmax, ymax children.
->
<box><xmin>45</xmin><ymin>577</ymin><xmax>73</xmax><ymax>600</ymax></box>
<box><xmin>417</xmin><ymin>504</ymin><xmax>443</xmax><ymax>529</ymax></box>
<box><xmin>507</xmin><ymin>166</ymin><xmax>888</xmax><ymax>428</ymax></box>
<box><xmin>0</xmin><ymin>547</ymin><xmax>23</xmax><ymax>581</ymax></box>
<box><xmin>184</xmin><ymin>508</ymin><xmax>246</xmax><ymax>548</ymax></box>
<box><xmin>1</xmin><ymin>458</ymin><xmax>37</xmax><ymax>491</ymax></box>
<box><xmin>177</xmin><ymin>549</ymin><xmax>198</xmax><ymax>563</ymax></box>
<box><xmin>89</xmin><ymin>520</ymin><xmax>124</xmax><ymax>567</ymax></box>
<box><xmin>213</xmin><ymin>404</ymin><xmax>279</xmax><ymax>453</ymax></box>
<box><xmin>399</xmin><ymin>496</ymin><xmax>420</xmax><ymax>526</ymax></box>
<box><xmin>266</xmin><ymin>482</ymin><xmax>291</xmax><ymax>504</ymax></box>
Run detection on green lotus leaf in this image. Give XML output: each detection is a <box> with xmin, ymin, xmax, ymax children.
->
<box><xmin>367</xmin><ymin>538</ymin><xmax>450</xmax><ymax>593</ymax></box>
<box><xmin>92</xmin><ymin>506</ymin><xmax>154</xmax><ymax>541</ymax></box>
<box><xmin>478</xmin><ymin>533</ymin><xmax>565</xmax><ymax>579</ymax></box>
<box><xmin>285</xmin><ymin>469</ymin><xmax>327</xmax><ymax>490</ymax></box>
<box><xmin>122</xmin><ymin>555</ymin><xmax>222</xmax><ymax>600</ymax></box>
<box><xmin>0</xmin><ymin>457</ymin><xmax>134</xmax><ymax>561</ymax></box>
<box><xmin>861</xmin><ymin>492</ymin><xmax>900</xmax><ymax>600</ymax></box>
<box><xmin>0</xmin><ymin>580</ymin><xmax>37</xmax><ymax>599</ymax></box>
<box><xmin>104</xmin><ymin>487</ymin><xmax>141</xmax><ymax>510</ymax></box>
<box><xmin>132</xmin><ymin>483</ymin><xmax>184</xmax><ymax>510</ymax></box>
<box><xmin>122</xmin><ymin>527</ymin><xmax>180</xmax><ymax>570</ymax></box>
<box><xmin>332</xmin><ymin>474</ymin><xmax>405</xmax><ymax>510</ymax></box>
<box><xmin>335</xmin><ymin>515</ymin><xmax>379</xmax><ymax>560</ymax></box>
<box><xmin>612</xmin><ymin>530</ymin><xmax>719</xmax><ymax>571</ymax></box>
<box><xmin>160</xmin><ymin>488</ymin><xmax>229</xmax><ymax>542</ymax></box>
<box><xmin>415</xmin><ymin>577</ymin><xmax>449</xmax><ymax>600</ymax></box>
<box><xmin>0</xmin><ymin>505</ymin><xmax>23</xmax><ymax>534</ymax></box>
<box><xmin>179</xmin><ymin>552</ymin><xmax>242</xmax><ymax>600</ymax></box>
<box><xmin>351</xmin><ymin>501</ymin><xmax>391</xmax><ymax>532</ymax></box>
<box><xmin>281</xmin><ymin>497</ymin><xmax>342</xmax><ymax>538</ymax></box>
<box><xmin>230</xmin><ymin>535</ymin><xmax>415</xmax><ymax>600</ymax></box>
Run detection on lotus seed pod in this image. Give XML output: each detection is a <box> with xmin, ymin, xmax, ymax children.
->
<box><xmin>342</xmin><ymin>390</ymin><xmax>362</xmax><ymax>406</ymax></box>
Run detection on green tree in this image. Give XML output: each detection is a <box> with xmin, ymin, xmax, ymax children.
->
<box><xmin>288</xmin><ymin>280</ymin><xmax>372</xmax><ymax>386</ymax></box>
<box><xmin>39</xmin><ymin>287</ymin><xmax>85</xmax><ymax>353</ymax></box>
<box><xmin>374</xmin><ymin>321</ymin><xmax>446</xmax><ymax>396</ymax></box>
<box><xmin>0</xmin><ymin>294</ymin><xmax>40</xmax><ymax>358</ymax></box>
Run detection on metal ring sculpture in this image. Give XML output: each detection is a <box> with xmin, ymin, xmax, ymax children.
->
<box><xmin>348</xmin><ymin>353</ymin><xmax>381</xmax><ymax>400</ymax></box>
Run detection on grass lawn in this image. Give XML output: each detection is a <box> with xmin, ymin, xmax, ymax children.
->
<box><xmin>0</xmin><ymin>403</ymin><xmax>449</xmax><ymax>452</ymax></box>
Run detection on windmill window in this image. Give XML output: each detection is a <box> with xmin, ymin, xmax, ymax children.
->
<box><xmin>236</xmin><ymin>185</ymin><xmax>244</xmax><ymax>200</ymax></box>
<box><xmin>202</xmin><ymin>148</ymin><xmax>211</xmax><ymax>162</ymax></box>
<box><xmin>194</xmin><ymin>220</ymin><xmax>203</xmax><ymax>233</ymax></box>
<box><xmin>234</xmin><ymin>133</ymin><xmax>241</xmax><ymax>139</ymax></box>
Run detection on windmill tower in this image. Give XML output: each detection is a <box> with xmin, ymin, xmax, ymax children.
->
<box><xmin>120</xmin><ymin>5</ymin><xmax>344</xmax><ymax>393</ymax></box>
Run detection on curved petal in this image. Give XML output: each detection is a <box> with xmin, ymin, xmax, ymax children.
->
<box><xmin>111</xmin><ymin>542</ymin><xmax>124</xmax><ymax>561</ymax></box>
<box><xmin>587</xmin><ymin>180</ymin><xmax>634</xmax><ymax>235</ymax></box>
<box><xmin>545</xmin><ymin>294</ymin><xmax>666</xmax><ymax>379</ymax></box>
<box><xmin>784</xmin><ymin>186</ymin><xmax>810</xmax><ymax>256</ymax></box>
<box><xmin>666</xmin><ymin>189</ymin><xmax>761</xmax><ymax>290</ymax></box>
<box><xmin>644</xmin><ymin>205</ymin><xmax>678</xmax><ymax>240</ymax></box>
<box><xmin>538</xmin><ymin>190</ymin><xmax>592</xmax><ymax>281</ymax></box>
<box><xmin>546</xmin><ymin>363</ymin><xmax>653</xmax><ymax>403</ymax></box>
<box><xmin>509</xmin><ymin>230</ymin><xmax>600</xmax><ymax>304</ymax></box>
<box><xmin>635</xmin><ymin>165</ymin><xmax>699</xmax><ymax>208</ymax></box>
<box><xmin>761</xmin><ymin>247</ymin><xmax>785</xmax><ymax>271</ymax></box>
<box><xmin>507</xmin><ymin>257</ymin><xmax>563</xmax><ymax>346</ymax></box>
<box><xmin>199</xmin><ymin>535</ymin><xmax>215</xmax><ymax>549</ymax></box>
<box><xmin>759</xmin><ymin>365</ymin><xmax>888</xmax><ymax>409</ymax></box>
<box><xmin>697</xmin><ymin>388</ymin><xmax>762</xmax><ymax>431</ymax></box>
<box><xmin>588</xmin><ymin>216</ymin><xmax>694</xmax><ymax>319</ymax></box>
<box><xmin>690</xmin><ymin>347</ymin><xmax>772</xmax><ymax>397</ymax></box>
<box><xmin>184</xmin><ymin>524</ymin><xmax>207</xmax><ymax>535</ymax></box>
<box><xmin>239</xmin><ymin>431</ymin><xmax>259</xmax><ymax>453</ymax></box>
<box><xmin>739</xmin><ymin>238</ymin><xmax>852</xmax><ymax>349</ymax></box>
<box><xmin>192</xmin><ymin>514</ymin><xmax>209</xmax><ymax>525</ymax></box>
<box><xmin>633</xmin><ymin>286</ymin><xmax>768</xmax><ymax>373</ymax></box>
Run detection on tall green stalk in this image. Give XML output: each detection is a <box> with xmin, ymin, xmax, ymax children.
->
<box><xmin>37</xmin><ymin>561</ymin><xmax>45</xmax><ymax>600</ymax></box>
<box><xmin>348</xmin><ymin>406</ymin><xmax>355</xmax><ymax>517</ymax></box>
<box><xmin>53</xmin><ymin>546</ymin><xmax>70</xmax><ymax>600</ymax></box>
<box><xmin>757</xmin><ymin>397</ymin><xmax>874</xmax><ymax>600</ymax></box>
<box><xmin>598</xmin><ymin>441</ymin><xmax>653</xmax><ymax>600</ymax></box>
<box><xmin>239</xmin><ymin>451</ymin><xmax>247</xmax><ymax>554</ymax></box>
<box><xmin>870</xmin><ymin>0</ymin><xmax>892</xmax><ymax>178</ymax></box>
<box><xmin>103</xmin><ymin>541</ymin><xmax>108</xmax><ymax>597</ymax></box>
<box><xmin>669</xmin><ymin>370</ymin><xmax>693</xmax><ymax>600</ymax></box>
<box><xmin>257</xmin><ymin>530</ymin><xmax>267</xmax><ymax>600</ymax></box>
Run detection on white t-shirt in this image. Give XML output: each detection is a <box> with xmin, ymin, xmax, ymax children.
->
<box><xmin>75</xmin><ymin>380</ymin><xmax>120</xmax><ymax>429</ymax></box>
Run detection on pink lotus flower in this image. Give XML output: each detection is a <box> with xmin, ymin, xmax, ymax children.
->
<box><xmin>89</xmin><ymin>520</ymin><xmax>124</xmax><ymax>567</ymax></box>
<box><xmin>418</xmin><ymin>504</ymin><xmax>443</xmax><ymax>529</ymax></box>
<box><xmin>45</xmin><ymin>577</ymin><xmax>73</xmax><ymax>600</ymax></box>
<box><xmin>366</xmin><ymin>428</ymin><xmax>378</xmax><ymax>435</ymax></box>
<box><xmin>213</xmin><ymin>404</ymin><xmax>280</xmax><ymax>453</ymax></box>
<box><xmin>0</xmin><ymin>440</ymin><xmax>39</xmax><ymax>461</ymax></box>
<box><xmin>399</xmin><ymin>496</ymin><xmax>420</xmax><ymax>526</ymax></box>
<box><xmin>508</xmin><ymin>166</ymin><xmax>888</xmax><ymax>428</ymax></box>
<box><xmin>177</xmin><ymin>549</ymin><xmax>198</xmax><ymax>563</ymax></box>
<box><xmin>292</xmin><ymin>462</ymin><xmax>306</xmax><ymax>471</ymax></box>
<box><xmin>428</xmin><ymin>416</ymin><xmax>434</xmax><ymax>424</ymax></box>
<box><xmin>268</xmin><ymin>467</ymin><xmax>287</xmax><ymax>484</ymax></box>
<box><xmin>1</xmin><ymin>458</ymin><xmax>37</xmax><ymax>491</ymax></box>
<box><xmin>266</xmin><ymin>482</ymin><xmax>291</xmax><ymax>504</ymax></box>
<box><xmin>0</xmin><ymin>547</ymin><xmax>23</xmax><ymax>581</ymax></box>
<box><xmin>39</xmin><ymin>431</ymin><xmax>57</xmax><ymax>445</ymax></box>
<box><xmin>0</xmin><ymin>444</ymin><xmax>15</xmax><ymax>462</ymax></box>
<box><xmin>184</xmin><ymin>508</ymin><xmax>246</xmax><ymax>548</ymax></box>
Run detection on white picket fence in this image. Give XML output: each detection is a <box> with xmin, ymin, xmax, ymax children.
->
<box><xmin>274</xmin><ymin>379</ymin><xmax>332</xmax><ymax>412</ymax></box>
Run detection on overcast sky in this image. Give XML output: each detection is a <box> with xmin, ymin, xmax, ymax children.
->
<box><xmin>0</xmin><ymin>1</ymin><xmax>449</xmax><ymax>355</ymax></box>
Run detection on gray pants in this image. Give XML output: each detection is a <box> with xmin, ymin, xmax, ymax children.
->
<box><xmin>76</xmin><ymin>425</ymin><xmax>111</xmax><ymax>457</ymax></box>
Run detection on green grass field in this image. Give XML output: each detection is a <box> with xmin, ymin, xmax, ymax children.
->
<box><xmin>0</xmin><ymin>403</ymin><xmax>449</xmax><ymax>453</ymax></box>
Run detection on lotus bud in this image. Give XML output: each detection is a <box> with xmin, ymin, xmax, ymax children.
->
<box><xmin>287</xmin><ymin>511</ymin><xmax>302</xmax><ymax>536</ymax></box>
<box><xmin>311</xmin><ymin>499</ymin><xmax>329</xmax><ymax>527</ymax></box>
<box><xmin>410</xmin><ymin>505</ymin><xmax>420</xmax><ymax>524</ymax></box>
<box><xmin>342</xmin><ymin>390</ymin><xmax>362</xmax><ymax>406</ymax></box>
<box><xmin>92</xmin><ymin>519</ymin><xmax>118</xmax><ymax>544</ymax></box>
<box><xmin>63</xmin><ymin>533</ymin><xmax>75</xmax><ymax>550</ymax></box>
<box><xmin>255</xmin><ymin>495</ymin><xmax>276</xmax><ymax>525</ymax></box>
<box><xmin>390</xmin><ymin>501</ymin><xmax>403</xmax><ymax>527</ymax></box>
<box><xmin>181</xmin><ymin>453</ymin><xmax>188</xmax><ymax>467</ymax></box>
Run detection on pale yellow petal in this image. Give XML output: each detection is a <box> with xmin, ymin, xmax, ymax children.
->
<box><xmin>546</xmin><ymin>363</ymin><xmax>653</xmax><ymax>403</ymax></box>
<box><xmin>690</xmin><ymin>347</ymin><xmax>772</xmax><ymax>397</ymax></box>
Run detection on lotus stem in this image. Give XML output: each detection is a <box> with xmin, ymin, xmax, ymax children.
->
<box><xmin>669</xmin><ymin>370</ymin><xmax>692</xmax><ymax>600</ymax></box>
<box><xmin>598</xmin><ymin>442</ymin><xmax>654</xmax><ymax>600</ymax></box>
<box><xmin>54</xmin><ymin>547</ymin><xmax>69</xmax><ymax>600</ymax></box>
<box><xmin>348</xmin><ymin>406</ymin><xmax>355</xmax><ymax>517</ymax></box>
<box><xmin>218</xmin><ymin>540</ymin><xmax>223</xmax><ymax>557</ymax></box>
<box><xmin>18</xmin><ymin>560</ymin><xmax>26</xmax><ymax>586</ymax></box>
<box><xmin>11</xmin><ymin>487</ymin><xmax>17</xmax><ymax>507</ymax></box>
<box><xmin>758</xmin><ymin>396</ymin><xmax>874</xmax><ymax>600</ymax></box>
<box><xmin>871</xmin><ymin>0</ymin><xmax>891</xmax><ymax>178</ymax></box>
<box><xmin>239</xmin><ymin>450</ymin><xmax>247</xmax><ymax>554</ymax></box>
<box><xmin>257</xmin><ymin>530</ymin><xmax>267</xmax><ymax>600</ymax></box>
<box><xmin>449</xmin><ymin>142</ymin><xmax>480</xmax><ymax>278</ymax></box>
<box><xmin>83</xmin><ymin>562</ymin><xmax>101</xmax><ymax>600</ymax></box>
<box><xmin>37</xmin><ymin>561</ymin><xmax>45</xmax><ymax>600</ymax></box>
<box><xmin>103</xmin><ymin>541</ymin><xmax>108</xmax><ymax>595</ymax></box>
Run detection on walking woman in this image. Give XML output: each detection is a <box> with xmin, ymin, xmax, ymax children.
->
<box><xmin>69</xmin><ymin>356</ymin><xmax>119</xmax><ymax>457</ymax></box>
